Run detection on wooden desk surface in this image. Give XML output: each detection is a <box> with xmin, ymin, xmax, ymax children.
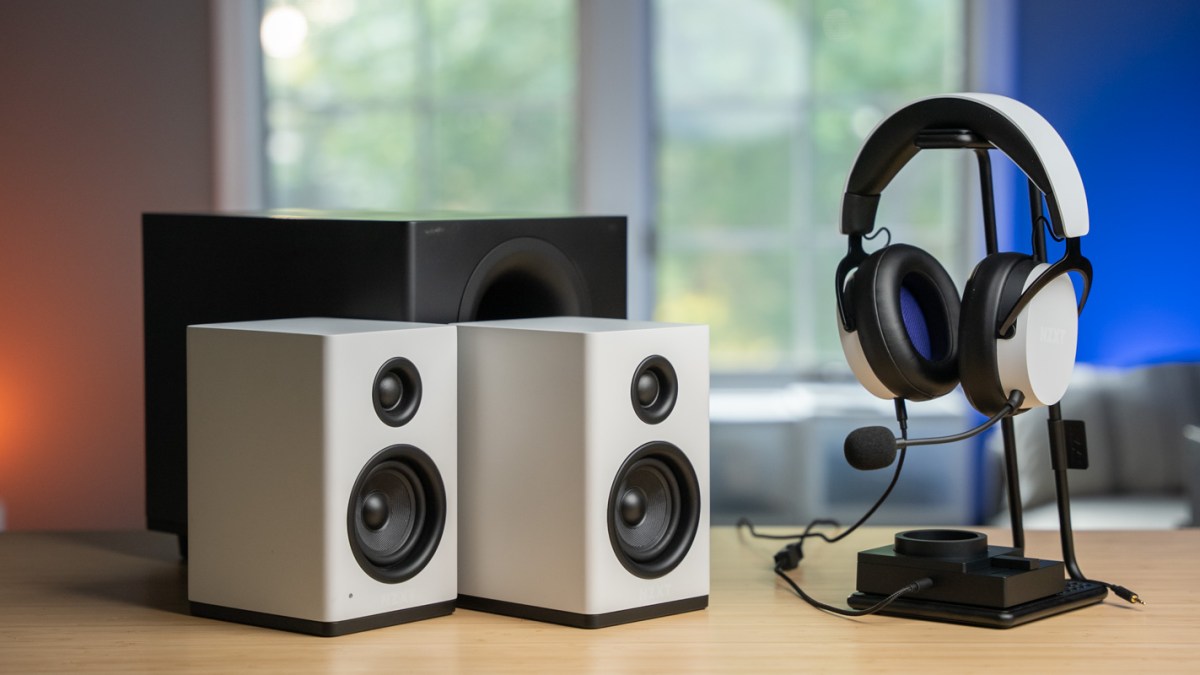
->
<box><xmin>0</xmin><ymin>526</ymin><xmax>1196</xmax><ymax>672</ymax></box>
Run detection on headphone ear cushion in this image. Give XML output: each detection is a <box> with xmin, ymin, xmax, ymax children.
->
<box><xmin>959</xmin><ymin>253</ymin><xmax>1042</xmax><ymax>414</ymax></box>
<box><xmin>851</xmin><ymin>243</ymin><xmax>961</xmax><ymax>401</ymax></box>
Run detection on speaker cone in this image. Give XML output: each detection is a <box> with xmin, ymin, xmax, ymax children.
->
<box><xmin>608</xmin><ymin>442</ymin><xmax>700</xmax><ymax>579</ymax></box>
<box><xmin>373</xmin><ymin>357</ymin><xmax>422</xmax><ymax>427</ymax></box>
<box><xmin>348</xmin><ymin>444</ymin><xmax>446</xmax><ymax>583</ymax></box>
<box><xmin>631</xmin><ymin>355</ymin><xmax>678</xmax><ymax>424</ymax></box>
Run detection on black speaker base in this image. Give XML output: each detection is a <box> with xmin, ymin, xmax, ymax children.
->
<box><xmin>846</xmin><ymin>579</ymin><xmax>1107</xmax><ymax>628</ymax></box>
<box><xmin>456</xmin><ymin>594</ymin><xmax>708</xmax><ymax>629</ymax></box>
<box><xmin>189</xmin><ymin>599</ymin><xmax>455</xmax><ymax>637</ymax></box>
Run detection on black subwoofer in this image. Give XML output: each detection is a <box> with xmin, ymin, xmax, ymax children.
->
<box><xmin>144</xmin><ymin>211</ymin><xmax>626</xmax><ymax>553</ymax></box>
<box><xmin>608</xmin><ymin>441</ymin><xmax>701</xmax><ymax>579</ymax></box>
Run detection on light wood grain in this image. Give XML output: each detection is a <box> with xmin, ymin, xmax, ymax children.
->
<box><xmin>0</xmin><ymin>527</ymin><xmax>1196</xmax><ymax>673</ymax></box>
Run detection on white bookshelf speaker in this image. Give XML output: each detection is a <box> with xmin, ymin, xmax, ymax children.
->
<box><xmin>456</xmin><ymin>317</ymin><xmax>710</xmax><ymax>628</ymax></box>
<box><xmin>187</xmin><ymin>318</ymin><xmax>457</xmax><ymax>636</ymax></box>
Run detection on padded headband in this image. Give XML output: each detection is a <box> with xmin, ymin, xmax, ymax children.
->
<box><xmin>841</xmin><ymin>93</ymin><xmax>1089</xmax><ymax>240</ymax></box>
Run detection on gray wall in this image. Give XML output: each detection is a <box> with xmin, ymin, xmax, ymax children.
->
<box><xmin>0</xmin><ymin>1</ymin><xmax>214</xmax><ymax>529</ymax></box>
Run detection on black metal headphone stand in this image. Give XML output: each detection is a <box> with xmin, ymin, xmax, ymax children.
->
<box><xmin>846</xmin><ymin>142</ymin><xmax>1108</xmax><ymax>627</ymax></box>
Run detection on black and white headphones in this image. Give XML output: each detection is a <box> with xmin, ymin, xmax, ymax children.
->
<box><xmin>835</xmin><ymin>93</ymin><xmax>1093</xmax><ymax>415</ymax></box>
<box><xmin>744</xmin><ymin>94</ymin><xmax>1142</xmax><ymax>618</ymax></box>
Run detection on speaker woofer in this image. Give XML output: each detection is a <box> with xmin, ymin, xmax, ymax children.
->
<box><xmin>373</xmin><ymin>357</ymin><xmax>422</xmax><ymax>427</ymax></box>
<box><xmin>631</xmin><ymin>355</ymin><xmax>677</xmax><ymax>425</ymax></box>
<box><xmin>608</xmin><ymin>442</ymin><xmax>700</xmax><ymax>579</ymax></box>
<box><xmin>457</xmin><ymin>237</ymin><xmax>592</xmax><ymax>322</ymax></box>
<box><xmin>348</xmin><ymin>445</ymin><xmax>446</xmax><ymax>583</ymax></box>
<box><xmin>354</xmin><ymin>462</ymin><xmax>425</xmax><ymax>567</ymax></box>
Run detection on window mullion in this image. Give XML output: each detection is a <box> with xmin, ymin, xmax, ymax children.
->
<box><xmin>212</xmin><ymin>0</ymin><xmax>267</xmax><ymax>211</ymax></box>
<box><xmin>575</xmin><ymin>0</ymin><xmax>655</xmax><ymax>320</ymax></box>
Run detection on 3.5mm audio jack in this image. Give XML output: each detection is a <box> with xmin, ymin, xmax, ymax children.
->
<box><xmin>1107</xmin><ymin>584</ymin><xmax>1144</xmax><ymax>605</ymax></box>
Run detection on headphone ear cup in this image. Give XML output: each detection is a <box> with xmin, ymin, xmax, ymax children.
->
<box><xmin>961</xmin><ymin>253</ymin><xmax>1080</xmax><ymax>414</ymax></box>
<box><xmin>850</xmin><ymin>244</ymin><xmax>961</xmax><ymax>401</ymax></box>
<box><xmin>959</xmin><ymin>253</ymin><xmax>1050</xmax><ymax>414</ymax></box>
<box><xmin>838</xmin><ymin>271</ymin><xmax>895</xmax><ymax>400</ymax></box>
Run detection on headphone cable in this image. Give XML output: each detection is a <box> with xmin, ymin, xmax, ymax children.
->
<box><xmin>739</xmin><ymin>400</ymin><xmax>933</xmax><ymax>615</ymax></box>
<box><xmin>773</xmin><ymin>567</ymin><xmax>932</xmax><ymax>617</ymax></box>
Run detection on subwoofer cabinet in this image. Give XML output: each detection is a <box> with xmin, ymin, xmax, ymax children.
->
<box><xmin>187</xmin><ymin>318</ymin><xmax>457</xmax><ymax>636</ymax></box>
<box><xmin>143</xmin><ymin>212</ymin><xmax>626</xmax><ymax>552</ymax></box>
<box><xmin>456</xmin><ymin>317</ymin><xmax>710</xmax><ymax>628</ymax></box>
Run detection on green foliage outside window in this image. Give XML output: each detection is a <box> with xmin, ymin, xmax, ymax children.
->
<box><xmin>655</xmin><ymin>0</ymin><xmax>965</xmax><ymax>372</ymax></box>
<box><xmin>263</xmin><ymin>0</ymin><xmax>574</xmax><ymax>213</ymax></box>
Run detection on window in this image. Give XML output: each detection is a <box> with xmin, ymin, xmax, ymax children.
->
<box><xmin>254</xmin><ymin>0</ymin><xmax>967</xmax><ymax>375</ymax></box>
<box><xmin>653</xmin><ymin>0</ymin><xmax>967</xmax><ymax>373</ymax></box>
<box><xmin>261</xmin><ymin>0</ymin><xmax>575</xmax><ymax>212</ymax></box>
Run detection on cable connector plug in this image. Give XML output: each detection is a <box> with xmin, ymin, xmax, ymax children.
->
<box><xmin>1109</xmin><ymin>584</ymin><xmax>1145</xmax><ymax>605</ymax></box>
<box><xmin>773</xmin><ymin>543</ymin><xmax>804</xmax><ymax>571</ymax></box>
<box><xmin>905</xmin><ymin>577</ymin><xmax>934</xmax><ymax>593</ymax></box>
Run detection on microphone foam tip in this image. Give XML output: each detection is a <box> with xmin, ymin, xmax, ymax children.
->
<box><xmin>844</xmin><ymin>426</ymin><xmax>898</xmax><ymax>471</ymax></box>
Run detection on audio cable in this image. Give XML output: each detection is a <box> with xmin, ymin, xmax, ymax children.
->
<box><xmin>739</xmin><ymin>400</ymin><xmax>936</xmax><ymax>616</ymax></box>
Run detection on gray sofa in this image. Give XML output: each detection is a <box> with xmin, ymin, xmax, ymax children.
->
<box><xmin>988</xmin><ymin>362</ymin><xmax>1200</xmax><ymax>529</ymax></box>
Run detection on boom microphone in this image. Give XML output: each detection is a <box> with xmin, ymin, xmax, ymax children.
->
<box><xmin>844</xmin><ymin>391</ymin><xmax>1025</xmax><ymax>471</ymax></box>
<box><xmin>844</xmin><ymin>427</ymin><xmax>901</xmax><ymax>471</ymax></box>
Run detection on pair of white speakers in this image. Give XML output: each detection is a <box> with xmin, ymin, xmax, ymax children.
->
<box><xmin>187</xmin><ymin>316</ymin><xmax>709</xmax><ymax>636</ymax></box>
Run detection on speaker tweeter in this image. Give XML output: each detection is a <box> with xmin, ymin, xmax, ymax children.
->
<box><xmin>373</xmin><ymin>357</ymin><xmax>422</xmax><ymax>427</ymax></box>
<box><xmin>631</xmin><ymin>355</ymin><xmax>678</xmax><ymax>424</ymax></box>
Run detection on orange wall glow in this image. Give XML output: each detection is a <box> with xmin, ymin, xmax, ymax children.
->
<box><xmin>0</xmin><ymin>375</ymin><xmax>19</xmax><ymax>493</ymax></box>
<box><xmin>0</xmin><ymin>1</ymin><xmax>214</xmax><ymax>530</ymax></box>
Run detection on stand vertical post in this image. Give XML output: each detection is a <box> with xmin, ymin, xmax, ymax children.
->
<box><xmin>1027</xmin><ymin>177</ymin><xmax>1087</xmax><ymax>581</ymax></box>
<box><xmin>1000</xmin><ymin>416</ymin><xmax>1025</xmax><ymax>551</ymax></box>
<box><xmin>977</xmin><ymin>148</ymin><xmax>1027</xmax><ymax>551</ymax></box>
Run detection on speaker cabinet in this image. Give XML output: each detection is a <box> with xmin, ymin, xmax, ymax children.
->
<box><xmin>456</xmin><ymin>317</ymin><xmax>709</xmax><ymax>628</ymax></box>
<box><xmin>144</xmin><ymin>211</ymin><xmax>625</xmax><ymax>550</ymax></box>
<box><xmin>187</xmin><ymin>318</ymin><xmax>457</xmax><ymax>636</ymax></box>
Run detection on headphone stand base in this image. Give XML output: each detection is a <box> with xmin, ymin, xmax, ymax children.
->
<box><xmin>847</xmin><ymin>578</ymin><xmax>1106</xmax><ymax>629</ymax></box>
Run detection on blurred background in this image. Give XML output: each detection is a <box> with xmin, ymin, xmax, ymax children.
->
<box><xmin>2</xmin><ymin>0</ymin><xmax>1198</xmax><ymax>532</ymax></box>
